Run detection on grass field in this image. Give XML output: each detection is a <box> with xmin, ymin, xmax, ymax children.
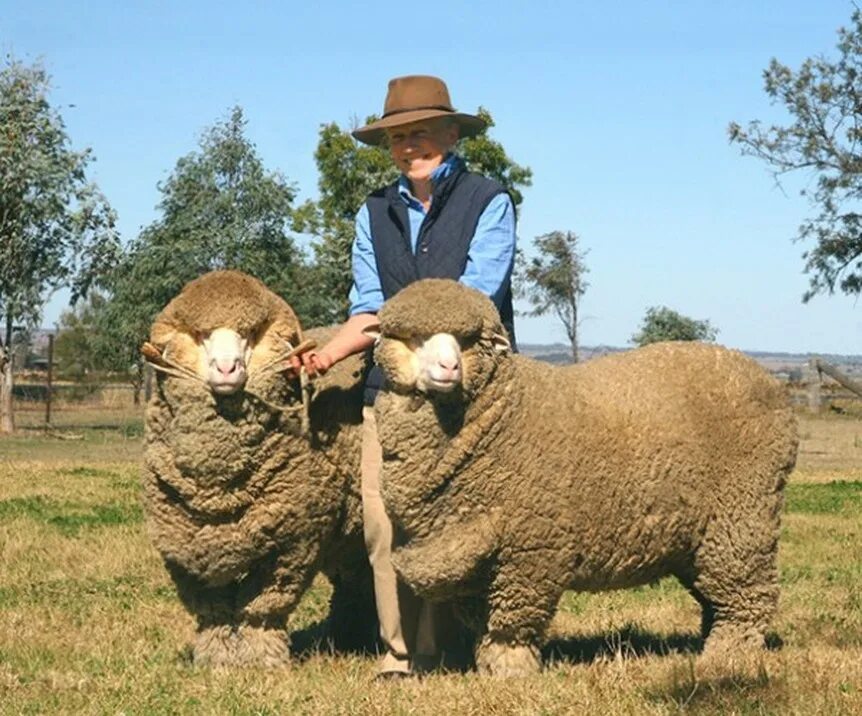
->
<box><xmin>1</xmin><ymin>406</ymin><xmax>861</xmax><ymax>714</ymax></box>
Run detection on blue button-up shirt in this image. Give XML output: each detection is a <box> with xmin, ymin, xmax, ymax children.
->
<box><xmin>348</xmin><ymin>154</ymin><xmax>516</xmax><ymax>316</ymax></box>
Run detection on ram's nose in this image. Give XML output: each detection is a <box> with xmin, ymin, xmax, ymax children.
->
<box><xmin>214</xmin><ymin>357</ymin><xmax>242</xmax><ymax>377</ymax></box>
<box><xmin>435</xmin><ymin>357</ymin><xmax>461</xmax><ymax>382</ymax></box>
<box><xmin>208</xmin><ymin>358</ymin><xmax>247</xmax><ymax>394</ymax></box>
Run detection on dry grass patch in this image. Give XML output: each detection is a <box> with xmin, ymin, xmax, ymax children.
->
<box><xmin>795</xmin><ymin>413</ymin><xmax>862</xmax><ymax>474</ymax></box>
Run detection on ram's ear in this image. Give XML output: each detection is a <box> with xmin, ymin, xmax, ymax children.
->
<box><xmin>148</xmin><ymin>323</ymin><xmax>177</xmax><ymax>351</ymax></box>
<box><xmin>491</xmin><ymin>332</ymin><xmax>511</xmax><ymax>354</ymax></box>
<box><xmin>362</xmin><ymin>323</ymin><xmax>382</xmax><ymax>342</ymax></box>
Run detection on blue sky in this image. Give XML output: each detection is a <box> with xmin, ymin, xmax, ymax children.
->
<box><xmin>4</xmin><ymin>1</ymin><xmax>860</xmax><ymax>354</ymax></box>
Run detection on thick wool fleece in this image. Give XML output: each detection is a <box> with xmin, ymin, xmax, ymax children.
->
<box><xmin>143</xmin><ymin>272</ymin><xmax>376</xmax><ymax>666</ymax></box>
<box><xmin>373</xmin><ymin>279</ymin><xmax>798</xmax><ymax>675</ymax></box>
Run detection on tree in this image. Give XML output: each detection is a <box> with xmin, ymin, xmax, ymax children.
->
<box><xmin>98</xmin><ymin>106</ymin><xmax>313</xmax><ymax>402</ymax></box>
<box><xmin>53</xmin><ymin>292</ymin><xmax>108</xmax><ymax>380</ymax></box>
<box><xmin>729</xmin><ymin>9</ymin><xmax>862</xmax><ymax>301</ymax></box>
<box><xmin>291</xmin><ymin>121</ymin><xmax>396</xmax><ymax>326</ymax></box>
<box><xmin>295</xmin><ymin>108</ymin><xmax>533</xmax><ymax>323</ymax></box>
<box><xmin>515</xmin><ymin>231</ymin><xmax>589</xmax><ymax>362</ymax></box>
<box><xmin>0</xmin><ymin>57</ymin><xmax>120</xmax><ymax>433</ymax></box>
<box><xmin>630</xmin><ymin>306</ymin><xmax>718</xmax><ymax>347</ymax></box>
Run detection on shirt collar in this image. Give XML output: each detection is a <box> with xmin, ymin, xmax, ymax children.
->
<box><xmin>397</xmin><ymin>153</ymin><xmax>464</xmax><ymax>204</ymax></box>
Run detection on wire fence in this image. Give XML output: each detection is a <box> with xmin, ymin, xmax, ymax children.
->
<box><xmin>12</xmin><ymin>379</ymin><xmax>143</xmax><ymax>433</ymax></box>
<box><xmin>6</xmin><ymin>351</ymin><xmax>862</xmax><ymax>436</ymax></box>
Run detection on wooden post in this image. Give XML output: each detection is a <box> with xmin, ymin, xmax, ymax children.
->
<box><xmin>812</xmin><ymin>358</ymin><xmax>862</xmax><ymax>398</ymax></box>
<box><xmin>45</xmin><ymin>334</ymin><xmax>54</xmax><ymax>429</ymax></box>
<box><xmin>1</xmin><ymin>315</ymin><xmax>14</xmax><ymax>433</ymax></box>
<box><xmin>143</xmin><ymin>363</ymin><xmax>153</xmax><ymax>403</ymax></box>
<box><xmin>807</xmin><ymin>357</ymin><xmax>822</xmax><ymax>414</ymax></box>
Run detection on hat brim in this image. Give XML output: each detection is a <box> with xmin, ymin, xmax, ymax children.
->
<box><xmin>352</xmin><ymin>110</ymin><xmax>486</xmax><ymax>146</ymax></box>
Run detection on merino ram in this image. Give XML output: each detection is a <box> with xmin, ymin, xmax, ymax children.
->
<box><xmin>368</xmin><ymin>279</ymin><xmax>798</xmax><ymax>677</ymax></box>
<box><xmin>142</xmin><ymin>270</ymin><xmax>376</xmax><ymax>666</ymax></box>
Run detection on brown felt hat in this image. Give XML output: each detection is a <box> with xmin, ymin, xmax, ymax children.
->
<box><xmin>352</xmin><ymin>75</ymin><xmax>487</xmax><ymax>146</ymax></box>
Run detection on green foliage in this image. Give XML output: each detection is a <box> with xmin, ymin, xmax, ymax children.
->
<box><xmin>0</xmin><ymin>57</ymin><xmax>120</xmax><ymax>323</ymax></box>
<box><xmin>729</xmin><ymin>10</ymin><xmax>862</xmax><ymax>301</ymax></box>
<box><xmin>460</xmin><ymin>108</ymin><xmax>533</xmax><ymax>207</ymax></box>
<box><xmin>298</xmin><ymin>109</ymin><xmax>532</xmax><ymax>323</ymax></box>
<box><xmin>515</xmin><ymin>231</ymin><xmax>589</xmax><ymax>361</ymax></box>
<box><xmin>292</xmin><ymin>120</ymin><xmax>397</xmax><ymax>325</ymax></box>
<box><xmin>99</xmin><ymin>106</ymin><xmax>314</xmax><ymax>379</ymax></box>
<box><xmin>630</xmin><ymin>305</ymin><xmax>718</xmax><ymax>347</ymax></box>
<box><xmin>53</xmin><ymin>292</ymin><xmax>109</xmax><ymax>379</ymax></box>
<box><xmin>0</xmin><ymin>56</ymin><xmax>120</xmax><ymax>431</ymax></box>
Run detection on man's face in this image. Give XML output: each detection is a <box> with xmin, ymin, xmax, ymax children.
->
<box><xmin>386</xmin><ymin>119</ymin><xmax>459</xmax><ymax>184</ymax></box>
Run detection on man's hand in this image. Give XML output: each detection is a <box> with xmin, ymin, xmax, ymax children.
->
<box><xmin>301</xmin><ymin>349</ymin><xmax>335</xmax><ymax>377</ymax></box>
<box><xmin>285</xmin><ymin>348</ymin><xmax>335</xmax><ymax>378</ymax></box>
<box><xmin>283</xmin><ymin>313</ymin><xmax>377</xmax><ymax>379</ymax></box>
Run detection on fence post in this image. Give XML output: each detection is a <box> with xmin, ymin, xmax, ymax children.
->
<box><xmin>144</xmin><ymin>364</ymin><xmax>153</xmax><ymax>403</ymax></box>
<box><xmin>45</xmin><ymin>334</ymin><xmax>54</xmax><ymax>429</ymax></box>
<box><xmin>807</xmin><ymin>358</ymin><xmax>822</xmax><ymax>413</ymax></box>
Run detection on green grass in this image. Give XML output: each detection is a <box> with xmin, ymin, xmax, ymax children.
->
<box><xmin>0</xmin><ymin>494</ymin><xmax>142</xmax><ymax>535</ymax></box>
<box><xmin>0</xmin><ymin>413</ymin><xmax>860</xmax><ymax>714</ymax></box>
<box><xmin>785</xmin><ymin>481</ymin><xmax>862</xmax><ymax>515</ymax></box>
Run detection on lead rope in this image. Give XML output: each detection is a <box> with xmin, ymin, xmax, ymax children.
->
<box><xmin>140</xmin><ymin>337</ymin><xmax>318</xmax><ymax>436</ymax></box>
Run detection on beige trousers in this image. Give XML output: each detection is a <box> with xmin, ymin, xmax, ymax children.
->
<box><xmin>361</xmin><ymin>406</ymin><xmax>437</xmax><ymax>674</ymax></box>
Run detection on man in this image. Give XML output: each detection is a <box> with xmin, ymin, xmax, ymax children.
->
<box><xmin>300</xmin><ymin>75</ymin><xmax>517</xmax><ymax>677</ymax></box>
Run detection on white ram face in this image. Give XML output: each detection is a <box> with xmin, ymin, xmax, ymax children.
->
<box><xmin>372</xmin><ymin>326</ymin><xmax>511</xmax><ymax>396</ymax></box>
<box><xmin>198</xmin><ymin>328</ymin><xmax>251</xmax><ymax>395</ymax></box>
<box><xmin>376</xmin><ymin>332</ymin><xmax>464</xmax><ymax>394</ymax></box>
<box><xmin>415</xmin><ymin>333</ymin><xmax>463</xmax><ymax>393</ymax></box>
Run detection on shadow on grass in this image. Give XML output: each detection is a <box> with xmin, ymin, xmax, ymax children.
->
<box><xmin>290</xmin><ymin>620</ymin><xmax>475</xmax><ymax>673</ymax></box>
<box><xmin>544</xmin><ymin>627</ymin><xmax>783</xmax><ymax>667</ymax></box>
<box><xmin>171</xmin><ymin>622</ymin><xmax>380</xmax><ymax>668</ymax></box>
<box><xmin>292</xmin><ymin>622</ymin><xmax>785</xmax><ymax>672</ymax></box>
<box><xmin>647</xmin><ymin>658</ymin><xmax>780</xmax><ymax>711</ymax></box>
<box><xmin>290</xmin><ymin>620</ymin><xmax>381</xmax><ymax>662</ymax></box>
<box><xmin>542</xmin><ymin>625</ymin><xmax>703</xmax><ymax>667</ymax></box>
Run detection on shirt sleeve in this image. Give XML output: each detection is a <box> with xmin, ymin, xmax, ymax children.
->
<box><xmin>459</xmin><ymin>192</ymin><xmax>516</xmax><ymax>310</ymax></box>
<box><xmin>348</xmin><ymin>203</ymin><xmax>385</xmax><ymax>316</ymax></box>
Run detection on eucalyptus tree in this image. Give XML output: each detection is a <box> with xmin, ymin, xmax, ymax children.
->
<box><xmin>98</xmin><ymin>106</ymin><xmax>312</xmax><ymax>401</ymax></box>
<box><xmin>515</xmin><ymin>231</ymin><xmax>589</xmax><ymax>362</ymax></box>
<box><xmin>730</xmin><ymin>9</ymin><xmax>862</xmax><ymax>301</ymax></box>
<box><xmin>0</xmin><ymin>58</ymin><xmax>119</xmax><ymax>432</ymax></box>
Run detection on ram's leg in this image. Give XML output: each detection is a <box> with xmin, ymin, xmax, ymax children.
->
<box><xmin>391</xmin><ymin>512</ymin><xmax>499</xmax><ymax>600</ymax></box>
<box><xmin>474</xmin><ymin>555</ymin><xmax>566</xmax><ymax>677</ymax></box>
<box><xmin>327</xmin><ymin>556</ymin><xmax>380</xmax><ymax>653</ymax></box>
<box><xmin>434</xmin><ymin>600</ymin><xmax>478</xmax><ymax>671</ymax></box>
<box><xmin>161</xmin><ymin>561</ymin><xmax>239</xmax><ymax>665</ymax></box>
<box><xmin>690</xmin><ymin>507</ymin><xmax>780</xmax><ymax>673</ymax></box>
<box><xmin>230</xmin><ymin>547</ymin><xmax>321</xmax><ymax>667</ymax></box>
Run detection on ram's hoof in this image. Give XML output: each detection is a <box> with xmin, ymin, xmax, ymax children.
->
<box><xmin>475</xmin><ymin>637</ymin><xmax>541</xmax><ymax>677</ymax></box>
<box><xmin>193</xmin><ymin>625</ymin><xmax>291</xmax><ymax>668</ymax></box>
<box><xmin>697</xmin><ymin>628</ymin><xmax>767</xmax><ymax>681</ymax></box>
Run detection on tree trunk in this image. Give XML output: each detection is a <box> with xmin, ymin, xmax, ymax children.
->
<box><xmin>0</xmin><ymin>315</ymin><xmax>14</xmax><ymax>433</ymax></box>
<box><xmin>569</xmin><ymin>302</ymin><xmax>579</xmax><ymax>364</ymax></box>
